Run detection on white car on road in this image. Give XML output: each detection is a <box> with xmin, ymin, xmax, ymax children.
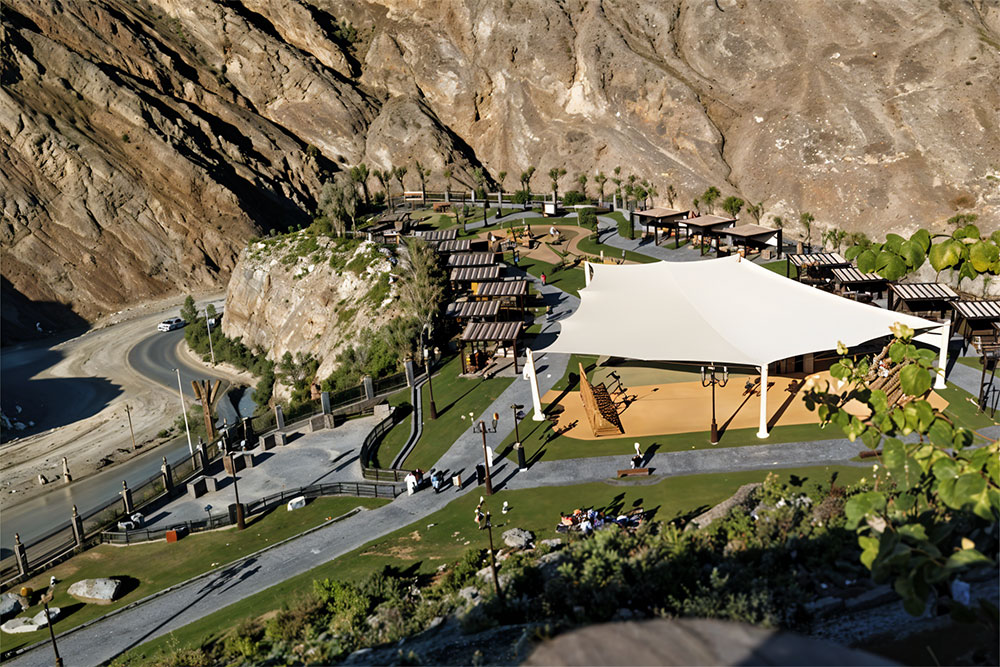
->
<box><xmin>157</xmin><ymin>317</ymin><xmax>186</xmax><ymax>332</ymax></box>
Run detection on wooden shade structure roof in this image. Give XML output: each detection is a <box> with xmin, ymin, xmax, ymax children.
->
<box><xmin>888</xmin><ymin>282</ymin><xmax>959</xmax><ymax>319</ymax></box>
<box><xmin>633</xmin><ymin>207</ymin><xmax>689</xmax><ymax>220</ymax></box>
<box><xmin>436</xmin><ymin>239</ymin><xmax>471</xmax><ymax>253</ymax></box>
<box><xmin>475</xmin><ymin>279</ymin><xmax>528</xmax><ymax>297</ymax></box>
<box><xmin>787</xmin><ymin>252</ymin><xmax>849</xmax><ymax>268</ymax></box>
<box><xmin>832</xmin><ymin>267</ymin><xmax>886</xmax><ymax>286</ymax></box>
<box><xmin>450</xmin><ymin>265</ymin><xmax>501</xmax><ymax>283</ymax></box>
<box><xmin>445</xmin><ymin>300</ymin><xmax>500</xmax><ymax>319</ymax></box>
<box><xmin>713</xmin><ymin>224</ymin><xmax>783</xmax><ymax>259</ymax></box>
<box><xmin>952</xmin><ymin>299</ymin><xmax>1000</xmax><ymax>320</ymax></box>
<box><xmin>447</xmin><ymin>252</ymin><xmax>499</xmax><ymax>268</ymax></box>
<box><xmin>680</xmin><ymin>215</ymin><xmax>736</xmax><ymax>230</ymax></box>
<box><xmin>720</xmin><ymin>224</ymin><xmax>779</xmax><ymax>239</ymax></box>
<box><xmin>413</xmin><ymin>229</ymin><xmax>458</xmax><ymax>242</ymax></box>
<box><xmin>459</xmin><ymin>320</ymin><xmax>523</xmax><ymax>373</ymax></box>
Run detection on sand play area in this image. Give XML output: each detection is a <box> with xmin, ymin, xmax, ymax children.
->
<box><xmin>542</xmin><ymin>366</ymin><xmax>949</xmax><ymax>440</ymax></box>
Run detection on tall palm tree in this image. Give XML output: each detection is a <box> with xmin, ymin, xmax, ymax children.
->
<box><xmin>349</xmin><ymin>163</ymin><xmax>371</xmax><ymax>208</ymax></box>
<box><xmin>722</xmin><ymin>196</ymin><xmax>744</xmax><ymax>219</ymax></box>
<box><xmin>800</xmin><ymin>211</ymin><xmax>815</xmax><ymax>248</ymax></box>
<box><xmin>595</xmin><ymin>172</ymin><xmax>607</xmax><ymax>204</ymax></box>
<box><xmin>443</xmin><ymin>168</ymin><xmax>453</xmax><ymax>202</ymax></box>
<box><xmin>702</xmin><ymin>186</ymin><xmax>721</xmax><ymax>213</ymax></box>
<box><xmin>393</xmin><ymin>166</ymin><xmax>408</xmax><ymax>207</ymax></box>
<box><xmin>666</xmin><ymin>184</ymin><xmax>677</xmax><ymax>208</ymax></box>
<box><xmin>771</xmin><ymin>215</ymin><xmax>784</xmax><ymax>229</ymax></box>
<box><xmin>374</xmin><ymin>168</ymin><xmax>393</xmax><ymax>212</ymax></box>
<box><xmin>497</xmin><ymin>171</ymin><xmax>507</xmax><ymax>211</ymax></box>
<box><xmin>549</xmin><ymin>167</ymin><xmax>566</xmax><ymax>203</ymax></box>
<box><xmin>472</xmin><ymin>167</ymin><xmax>487</xmax><ymax>220</ymax></box>
<box><xmin>414</xmin><ymin>161</ymin><xmax>430</xmax><ymax>205</ymax></box>
<box><xmin>745</xmin><ymin>201</ymin><xmax>763</xmax><ymax>223</ymax></box>
<box><xmin>577</xmin><ymin>173</ymin><xmax>588</xmax><ymax>199</ymax></box>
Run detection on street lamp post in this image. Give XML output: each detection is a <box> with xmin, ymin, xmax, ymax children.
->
<box><xmin>173</xmin><ymin>368</ymin><xmax>194</xmax><ymax>455</ymax></box>
<box><xmin>471</xmin><ymin>412</ymin><xmax>499</xmax><ymax>495</ymax></box>
<box><xmin>227</xmin><ymin>456</ymin><xmax>246</xmax><ymax>530</ymax></box>
<box><xmin>205</xmin><ymin>308</ymin><xmax>216</xmax><ymax>365</ymax></box>
<box><xmin>478</xmin><ymin>507</ymin><xmax>505</xmax><ymax>603</ymax></box>
<box><xmin>124</xmin><ymin>403</ymin><xmax>138</xmax><ymax>452</ymax></box>
<box><xmin>40</xmin><ymin>585</ymin><xmax>63</xmax><ymax>667</ymax></box>
<box><xmin>700</xmin><ymin>365</ymin><xmax>729</xmax><ymax>445</ymax></box>
<box><xmin>510</xmin><ymin>403</ymin><xmax>526</xmax><ymax>470</ymax></box>
<box><xmin>423</xmin><ymin>343</ymin><xmax>438</xmax><ymax>420</ymax></box>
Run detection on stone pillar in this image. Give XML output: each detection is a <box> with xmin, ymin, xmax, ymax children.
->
<box><xmin>61</xmin><ymin>457</ymin><xmax>72</xmax><ymax>484</ymax></box>
<box><xmin>757</xmin><ymin>366</ymin><xmax>769</xmax><ymax>439</ymax></box>
<box><xmin>274</xmin><ymin>405</ymin><xmax>285</xmax><ymax>431</ymax></box>
<box><xmin>70</xmin><ymin>506</ymin><xmax>85</xmax><ymax>548</ymax></box>
<box><xmin>13</xmin><ymin>533</ymin><xmax>28</xmax><ymax>576</ymax></box>
<box><xmin>161</xmin><ymin>456</ymin><xmax>174</xmax><ymax>494</ymax></box>
<box><xmin>321</xmin><ymin>391</ymin><xmax>331</xmax><ymax>414</ymax></box>
<box><xmin>363</xmin><ymin>375</ymin><xmax>375</xmax><ymax>400</ymax></box>
<box><xmin>121</xmin><ymin>481</ymin><xmax>134</xmax><ymax>515</ymax></box>
<box><xmin>196</xmin><ymin>442</ymin><xmax>209</xmax><ymax>470</ymax></box>
<box><xmin>935</xmin><ymin>320</ymin><xmax>950</xmax><ymax>389</ymax></box>
<box><xmin>242</xmin><ymin>417</ymin><xmax>253</xmax><ymax>444</ymax></box>
<box><xmin>404</xmin><ymin>359</ymin><xmax>416</xmax><ymax>387</ymax></box>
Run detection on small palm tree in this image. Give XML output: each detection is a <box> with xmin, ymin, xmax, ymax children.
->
<box><xmin>472</xmin><ymin>167</ymin><xmax>487</xmax><ymax>219</ymax></box>
<box><xmin>722</xmin><ymin>196</ymin><xmax>744</xmax><ymax>219</ymax></box>
<box><xmin>549</xmin><ymin>167</ymin><xmax>567</xmax><ymax>203</ymax></box>
<box><xmin>745</xmin><ymin>201</ymin><xmax>763</xmax><ymax>223</ymax></box>
<box><xmin>595</xmin><ymin>172</ymin><xmax>607</xmax><ymax>204</ymax></box>
<box><xmin>443</xmin><ymin>168</ymin><xmax>453</xmax><ymax>202</ymax></box>
<box><xmin>349</xmin><ymin>163</ymin><xmax>371</xmax><ymax>207</ymax></box>
<box><xmin>771</xmin><ymin>215</ymin><xmax>784</xmax><ymax>229</ymax></box>
<box><xmin>692</xmin><ymin>197</ymin><xmax>700</xmax><ymax>215</ymax></box>
<box><xmin>702</xmin><ymin>186</ymin><xmax>721</xmax><ymax>213</ymax></box>
<box><xmin>414</xmin><ymin>160</ymin><xmax>430</xmax><ymax>205</ymax></box>
<box><xmin>393</xmin><ymin>166</ymin><xmax>408</xmax><ymax>203</ymax></box>
<box><xmin>374</xmin><ymin>168</ymin><xmax>392</xmax><ymax>212</ymax></box>
<box><xmin>800</xmin><ymin>211</ymin><xmax>815</xmax><ymax>248</ymax></box>
<box><xmin>666</xmin><ymin>184</ymin><xmax>677</xmax><ymax>208</ymax></box>
<box><xmin>577</xmin><ymin>173</ymin><xmax>588</xmax><ymax>199</ymax></box>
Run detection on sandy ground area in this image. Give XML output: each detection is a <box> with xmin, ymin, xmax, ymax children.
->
<box><xmin>543</xmin><ymin>371</ymin><xmax>949</xmax><ymax>440</ymax></box>
<box><xmin>0</xmin><ymin>291</ymin><xmax>253</xmax><ymax>509</ymax></box>
<box><xmin>472</xmin><ymin>224</ymin><xmax>629</xmax><ymax>265</ymax></box>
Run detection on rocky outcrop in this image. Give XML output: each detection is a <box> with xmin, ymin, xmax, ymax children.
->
<box><xmin>3</xmin><ymin>0</ymin><xmax>998</xmax><ymax>336</ymax></box>
<box><xmin>67</xmin><ymin>577</ymin><xmax>121</xmax><ymax>605</ymax></box>
<box><xmin>0</xmin><ymin>592</ymin><xmax>27</xmax><ymax>622</ymax></box>
<box><xmin>221</xmin><ymin>235</ymin><xmax>401</xmax><ymax>398</ymax></box>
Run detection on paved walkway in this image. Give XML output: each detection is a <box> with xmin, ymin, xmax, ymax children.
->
<box><xmin>10</xmin><ymin>224</ymin><xmax>997</xmax><ymax>665</ymax></box>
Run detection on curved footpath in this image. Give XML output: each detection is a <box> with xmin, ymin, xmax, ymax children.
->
<box><xmin>9</xmin><ymin>234</ymin><xmax>997</xmax><ymax>666</ymax></box>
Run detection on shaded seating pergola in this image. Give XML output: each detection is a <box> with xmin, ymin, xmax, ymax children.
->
<box><xmin>450</xmin><ymin>265</ymin><xmax>501</xmax><ymax>293</ymax></box>
<box><xmin>445</xmin><ymin>299</ymin><xmax>500</xmax><ymax>324</ymax></box>
<box><xmin>475</xmin><ymin>278</ymin><xmax>528</xmax><ymax>316</ymax></box>
<box><xmin>678</xmin><ymin>215</ymin><xmax>736</xmax><ymax>255</ymax></box>
<box><xmin>460</xmin><ymin>321</ymin><xmax>523</xmax><ymax>374</ymax></box>
<box><xmin>412</xmin><ymin>228</ymin><xmax>458</xmax><ymax>245</ymax></box>
<box><xmin>950</xmin><ymin>299</ymin><xmax>1000</xmax><ymax>348</ymax></box>
<box><xmin>786</xmin><ymin>252</ymin><xmax>849</xmax><ymax>280</ymax></box>
<box><xmin>368</xmin><ymin>211</ymin><xmax>412</xmax><ymax>242</ymax></box>
<box><xmin>713</xmin><ymin>224</ymin><xmax>783</xmax><ymax>258</ymax></box>
<box><xmin>633</xmin><ymin>208</ymin><xmax>690</xmax><ymax>245</ymax></box>
<box><xmin>888</xmin><ymin>282</ymin><xmax>959</xmax><ymax>320</ymax></box>
<box><xmin>436</xmin><ymin>239</ymin><xmax>471</xmax><ymax>254</ymax></box>
<box><xmin>831</xmin><ymin>267</ymin><xmax>888</xmax><ymax>300</ymax></box>
<box><xmin>447</xmin><ymin>252</ymin><xmax>499</xmax><ymax>268</ymax></box>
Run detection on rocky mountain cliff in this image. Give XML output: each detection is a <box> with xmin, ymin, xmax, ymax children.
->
<box><xmin>3</xmin><ymin>0</ymin><xmax>998</xmax><ymax>338</ymax></box>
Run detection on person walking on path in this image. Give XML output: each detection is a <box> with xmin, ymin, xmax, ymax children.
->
<box><xmin>541</xmin><ymin>272</ymin><xmax>546</xmax><ymax>286</ymax></box>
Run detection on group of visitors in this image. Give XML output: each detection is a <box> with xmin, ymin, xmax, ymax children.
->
<box><xmin>556</xmin><ymin>507</ymin><xmax>646</xmax><ymax>535</ymax></box>
<box><xmin>406</xmin><ymin>468</ymin><xmax>453</xmax><ymax>495</ymax></box>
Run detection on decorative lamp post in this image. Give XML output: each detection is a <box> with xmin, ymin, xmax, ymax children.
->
<box><xmin>474</xmin><ymin>503</ymin><xmax>505</xmax><ymax>604</ymax></box>
<box><xmin>226</xmin><ymin>456</ymin><xmax>246</xmax><ymax>530</ymax></box>
<box><xmin>700</xmin><ymin>365</ymin><xmax>729</xmax><ymax>445</ymax></box>
<box><xmin>40</xmin><ymin>584</ymin><xmax>63</xmax><ymax>667</ymax></box>
<box><xmin>173</xmin><ymin>368</ymin><xmax>194</xmax><ymax>455</ymax></box>
<box><xmin>471</xmin><ymin>412</ymin><xmax>499</xmax><ymax>495</ymax></box>
<box><xmin>423</xmin><ymin>344</ymin><xmax>438</xmax><ymax>420</ymax></box>
<box><xmin>511</xmin><ymin>403</ymin><xmax>526</xmax><ymax>470</ymax></box>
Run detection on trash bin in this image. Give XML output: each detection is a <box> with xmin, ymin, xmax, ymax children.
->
<box><xmin>476</xmin><ymin>464</ymin><xmax>485</xmax><ymax>485</ymax></box>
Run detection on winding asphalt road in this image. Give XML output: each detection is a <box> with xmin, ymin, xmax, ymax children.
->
<box><xmin>1</xmin><ymin>323</ymin><xmax>233</xmax><ymax>552</ymax></box>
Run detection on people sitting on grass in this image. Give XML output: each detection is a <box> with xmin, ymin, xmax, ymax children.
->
<box><xmin>555</xmin><ymin>507</ymin><xmax>645</xmax><ymax>535</ymax></box>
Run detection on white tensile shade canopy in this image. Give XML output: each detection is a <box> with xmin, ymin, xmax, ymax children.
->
<box><xmin>527</xmin><ymin>256</ymin><xmax>948</xmax><ymax>438</ymax></box>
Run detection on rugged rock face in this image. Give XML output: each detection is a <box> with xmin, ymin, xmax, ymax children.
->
<box><xmin>3</xmin><ymin>0</ymin><xmax>998</xmax><ymax>337</ymax></box>
<box><xmin>221</xmin><ymin>234</ymin><xmax>400</xmax><ymax>398</ymax></box>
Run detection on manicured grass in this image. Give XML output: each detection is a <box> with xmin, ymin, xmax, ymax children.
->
<box><xmin>370</xmin><ymin>386</ymin><xmax>414</xmax><ymax>468</ymax></box>
<box><xmin>762</xmin><ymin>259</ymin><xmax>798</xmax><ymax>279</ymax></box>
<box><xmin>120</xmin><ymin>464</ymin><xmax>865</xmax><ymax>665</ymax></box>
<box><xmin>0</xmin><ymin>497</ymin><xmax>389</xmax><ymax>656</ymax></box>
<box><xmin>575</xmin><ymin>233</ymin><xmax>658</xmax><ymax>264</ymax></box>
<box><xmin>957</xmin><ymin>356</ymin><xmax>985</xmax><ymax>371</ymax></box>
<box><xmin>603</xmin><ymin>211</ymin><xmax>629</xmax><ymax>227</ymax></box>
<box><xmin>505</xmin><ymin>251</ymin><xmax>585</xmax><ymax>297</ymax></box>
<box><xmin>936</xmin><ymin>382</ymin><xmax>999</xmax><ymax>432</ymax></box>
<box><xmin>402</xmin><ymin>354</ymin><xmax>515</xmax><ymax>471</ymax></box>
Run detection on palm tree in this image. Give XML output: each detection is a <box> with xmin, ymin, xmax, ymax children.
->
<box><xmin>520</xmin><ymin>167</ymin><xmax>535</xmax><ymax>195</ymax></box>
<box><xmin>349</xmin><ymin>163</ymin><xmax>371</xmax><ymax>208</ymax></box>
<box><xmin>393</xmin><ymin>166</ymin><xmax>408</xmax><ymax>206</ymax></box>
<box><xmin>414</xmin><ymin>160</ymin><xmax>430</xmax><ymax>205</ymax></box>
<box><xmin>771</xmin><ymin>215</ymin><xmax>784</xmax><ymax>229</ymax></box>
<box><xmin>443</xmin><ymin>168</ymin><xmax>453</xmax><ymax>202</ymax></box>
<box><xmin>613</xmin><ymin>166</ymin><xmax>622</xmax><ymax>205</ymax></box>
<box><xmin>745</xmin><ymin>201</ymin><xmax>763</xmax><ymax>223</ymax></box>
<box><xmin>800</xmin><ymin>211</ymin><xmax>815</xmax><ymax>248</ymax></box>
<box><xmin>595</xmin><ymin>172</ymin><xmax>607</xmax><ymax>204</ymax></box>
<box><xmin>374</xmin><ymin>168</ymin><xmax>392</xmax><ymax>212</ymax></box>
<box><xmin>577</xmin><ymin>173</ymin><xmax>588</xmax><ymax>199</ymax></box>
<box><xmin>497</xmin><ymin>171</ymin><xmax>507</xmax><ymax>211</ymax></box>
<box><xmin>692</xmin><ymin>197</ymin><xmax>701</xmax><ymax>215</ymax></box>
<box><xmin>722</xmin><ymin>196</ymin><xmax>744</xmax><ymax>219</ymax></box>
<box><xmin>666</xmin><ymin>184</ymin><xmax>677</xmax><ymax>208</ymax></box>
<box><xmin>549</xmin><ymin>167</ymin><xmax>566</xmax><ymax>203</ymax></box>
<box><xmin>702</xmin><ymin>186</ymin><xmax>721</xmax><ymax>213</ymax></box>
<box><xmin>646</xmin><ymin>184</ymin><xmax>658</xmax><ymax>209</ymax></box>
<box><xmin>472</xmin><ymin>167</ymin><xmax>487</xmax><ymax>220</ymax></box>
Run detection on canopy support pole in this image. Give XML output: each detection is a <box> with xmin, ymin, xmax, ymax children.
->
<box><xmin>524</xmin><ymin>348</ymin><xmax>545</xmax><ymax>421</ymax></box>
<box><xmin>757</xmin><ymin>366</ymin><xmax>769</xmax><ymax>439</ymax></box>
<box><xmin>935</xmin><ymin>320</ymin><xmax>950</xmax><ymax>389</ymax></box>
<box><xmin>584</xmin><ymin>261</ymin><xmax>591</xmax><ymax>287</ymax></box>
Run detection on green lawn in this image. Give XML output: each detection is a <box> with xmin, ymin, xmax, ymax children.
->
<box><xmin>575</xmin><ymin>233</ymin><xmax>658</xmax><ymax>264</ymax></box>
<box><xmin>370</xmin><ymin>386</ymin><xmax>414</xmax><ymax>468</ymax></box>
<box><xmin>936</xmin><ymin>381</ymin><xmax>999</xmax><ymax>432</ymax></box>
<box><xmin>0</xmin><ymin>497</ymin><xmax>389</xmax><ymax>656</ymax></box>
<box><xmin>762</xmin><ymin>259</ymin><xmax>799</xmax><ymax>279</ymax></box>
<box><xmin>956</xmin><ymin>356</ymin><xmax>986</xmax><ymax>371</ymax></box>
<box><xmin>119</xmin><ymin>465</ymin><xmax>866</xmax><ymax>665</ymax></box>
<box><xmin>505</xmin><ymin>251</ymin><xmax>586</xmax><ymax>297</ymax></box>
<box><xmin>402</xmin><ymin>354</ymin><xmax>515</xmax><ymax>471</ymax></box>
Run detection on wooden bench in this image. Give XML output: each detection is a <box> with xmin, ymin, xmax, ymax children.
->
<box><xmin>617</xmin><ymin>468</ymin><xmax>650</xmax><ymax>478</ymax></box>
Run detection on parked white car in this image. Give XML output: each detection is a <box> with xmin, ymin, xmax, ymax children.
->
<box><xmin>157</xmin><ymin>317</ymin><xmax>186</xmax><ymax>332</ymax></box>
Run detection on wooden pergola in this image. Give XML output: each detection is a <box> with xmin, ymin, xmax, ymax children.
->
<box><xmin>412</xmin><ymin>228</ymin><xmax>458</xmax><ymax>245</ymax></box>
<box><xmin>888</xmin><ymin>282</ymin><xmax>959</xmax><ymax>319</ymax></box>
<box><xmin>831</xmin><ymin>267</ymin><xmax>888</xmax><ymax>299</ymax></box>
<box><xmin>449</xmin><ymin>265</ymin><xmax>501</xmax><ymax>292</ymax></box>
<box><xmin>713</xmin><ymin>224</ymin><xmax>783</xmax><ymax>258</ymax></box>
<box><xmin>786</xmin><ymin>252</ymin><xmax>849</xmax><ymax>280</ymax></box>
<box><xmin>460</xmin><ymin>320</ymin><xmax>523</xmax><ymax>374</ymax></box>
<box><xmin>678</xmin><ymin>215</ymin><xmax>736</xmax><ymax>255</ymax></box>
<box><xmin>445</xmin><ymin>299</ymin><xmax>500</xmax><ymax>324</ymax></box>
<box><xmin>950</xmin><ymin>299</ymin><xmax>1000</xmax><ymax>348</ymax></box>
<box><xmin>436</xmin><ymin>239</ymin><xmax>471</xmax><ymax>254</ymax></box>
<box><xmin>633</xmin><ymin>208</ymin><xmax>690</xmax><ymax>245</ymax></box>
<box><xmin>475</xmin><ymin>278</ymin><xmax>528</xmax><ymax>316</ymax></box>
<box><xmin>447</xmin><ymin>252</ymin><xmax>500</xmax><ymax>268</ymax></box>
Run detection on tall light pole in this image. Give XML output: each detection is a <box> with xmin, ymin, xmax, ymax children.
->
<box><xmin>423</xmin><ymin>344</ymin><xmax>438</xmax><ymax>420</ymax></box>
<box><xmin>40</xmin><ymin>584</ymin><xmax>63</xmax><ymax>667</ymax></box>
<box><xmin>205</xmin><ymin>308</ymin><xmax>216</xmax><ymax>365</ymax></box>
<box><xmin>124</xmin><ymin>403</ymin><xmax>138</xmax><ymax>452</ymax></box>
<box><xmin>226</xmin><ymin>456</ymin><xmax>246</xmax><ymax>530</ymax></box>
<box><xmin>472</xmin><ymin>412</ymin><xmax>499</xmax><ymax>495</ymax></box>
<box><xmin>700</xmin><ymin>365</ymin><xmax>729</xmax><ymax>445</ymax></box>
<box><xmin>510</xmin><ymin>403</ymin><xmax>526</xmax><ymax>470</ymax></box>
<box><xmin>174</xmin><ymin>368</ymin><xmax>194</xmax><ymax>455</ymax></box>
<box><xmin>475</xmin><ymin>503</ymin><xmax>505</xmax><ymax>604</ymax></box>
